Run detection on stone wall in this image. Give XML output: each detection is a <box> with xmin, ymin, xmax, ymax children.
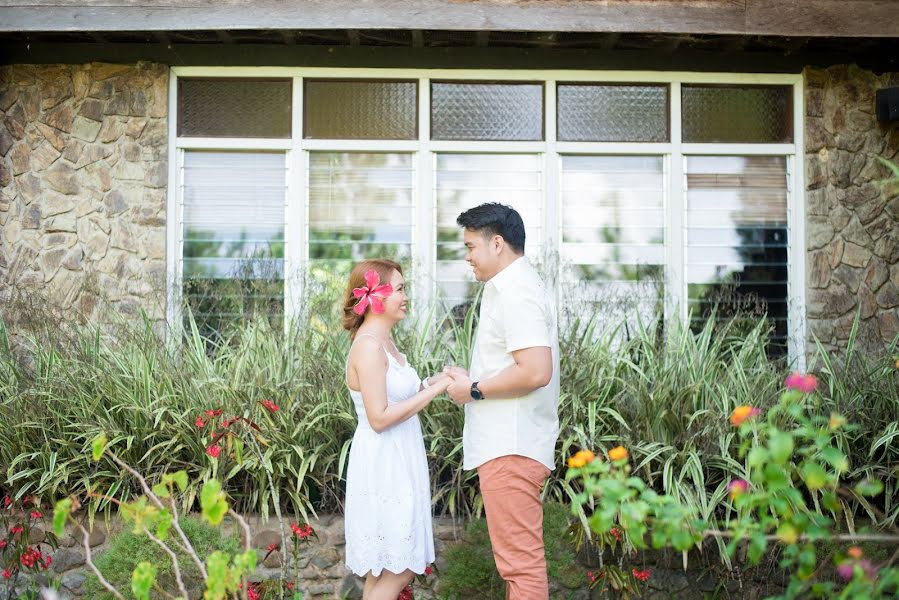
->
<box><xmin>0</xmin><ymin>62</ymin><xmax>168</xmax><ymax>323</ymax></box>
<box><xmin>805</xmin><ymin>65</ymin><xmax>899</xmax><ymax>354</ymax></box>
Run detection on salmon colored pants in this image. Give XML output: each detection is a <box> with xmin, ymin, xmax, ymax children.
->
<box><xmin>477</xmin><ymin>455</ymin><xmax>552</xmax><ymax>600</ymax></box>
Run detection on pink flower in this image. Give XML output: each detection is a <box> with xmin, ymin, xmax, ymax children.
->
<box><xmin>2</xmin><ymin>496</ymin><xmax>11</xmax><ymax>507</ymax></box>
<box><xmin>204</xmin><ymin>409</ymin><xmax>222</xmax><ymax>418</ymax></box>
<box><xmin>587</xmin><ymin>570</ymin><xmax>596</xmax><ymax>583</ymax></box>
<box><xmin>290</xmin><ymin>522</ymin><xmax>314</xmax><ymax>539</ymax></box>
<box><xmin>195</xmin><ymin>416</ymin><xmax>205</xmax><ymax>428</ymax></box>
<box><xmin>632</xmin><ymin>568</ymin><xmax>651</xmax><ymax>582</ymax></box>
<box><xmin>424</xmin><ymin>566</ymin><xmax>433</xmax><ymax>576</ymax></box>
<box><xmin>205</xmin><ymin>445</ymin><xmax>221</xmax><ymax>459</ymax></box>
<box><xmin>785</xmin><ymin>372</ymin><xmax>818</xmax><ymax>394</ymax></box>
<box><xmin>352</xmin><ymin>269</ymin><xmax>393</xmax><ymax>316</ymax></box>
<box><xmin>247</xmin><ymin>586</ymin><xmax>260</xmax><ymax>600</ymax></box>
<box><xmin>267</xmin><ymin>543</ymin><xmax>278</xmax><ymax>553</ymax></box>
<box><xmin>2</xmin><ymin>569</ymin><xmax>10</xmax><ymax>579</ymax></box>
<box><xmin>261</xmin><ymin>399</ymin><xmax>280</xmax><ymax>413</ymax></box>
<box><xmin>0</xmin><ymin>540</ymin><xmax>7</xmax><ymax>549</ymax></box>
<box><xmin>609</xmin><ymin>526</ymin><xmax>622</xmax><ymax>542</ymax></box>
<box><xmin>285</xmin><ymin>581</ymin><xmax>295</xmax><ymax>590</ymax></box>
<box><xmin>10</xmin><ymin>526</ymin><xmax>23</xmax><ymax>535</ymax></box>
<box><xmin>30</xmin><ymin>511</ymin><xmax>42</xmax><ymax>520</ymax></box>
<box><xmin>728</xmin><ymin>479</ymin><xmax>749</xmax><ymax>500</ymax></box>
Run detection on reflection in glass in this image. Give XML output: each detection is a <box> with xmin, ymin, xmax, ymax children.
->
<box><xmin>181</xmin><ymin>151</ymin><xmax>286</xmax><ymax>337</ymax></box>
<box><xmin>178</xmin><ymin>78</ymin><xmax>292</xmax><ymax>138</ymax></box>
<box><xmin>308</xmin><ymin>152</ymin><xmax>414</xmax><ymax>279</ymax></box>
<box><xmin>435</xmin><ymin>154</ymin><xmax>543</xmax><ymax>309</ymax></box>
<box><xmin>560</xmin><ymin>155</ymin><xmax>665</xmax><ymax>332</ymax></box>
<box><xmin>686</xmin><ymin>156</ymin><xmax>789</xmax><ymax>354</ymax></box>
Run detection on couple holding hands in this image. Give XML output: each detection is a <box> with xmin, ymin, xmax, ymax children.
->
<box><xmin>342</xmin><ymin>203</ymin><xmax>560</xmax><ymax>600</ymax></box>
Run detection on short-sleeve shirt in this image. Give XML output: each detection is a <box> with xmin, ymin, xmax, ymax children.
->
<box><xmin>463</xmin><ymin>257</ymin><xmax>560</xmax><ymax>471</ymax></box>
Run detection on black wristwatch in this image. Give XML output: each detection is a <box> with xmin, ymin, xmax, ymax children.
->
<box><xmin>470</xmin><ymin>381</ymin><xmax>484</xmax><ymax>401</ymax></box>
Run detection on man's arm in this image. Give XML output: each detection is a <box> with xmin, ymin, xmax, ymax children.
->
<box><xmin>446</xmin><ymin>346</ymin><xmax>552</xmax><ymax>405</ymax></box>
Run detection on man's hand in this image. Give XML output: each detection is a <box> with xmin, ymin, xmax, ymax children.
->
<box><xmin>445</xmin><ymin>370</ymin><xmax>473</xmax><ymax>405</ymax></box>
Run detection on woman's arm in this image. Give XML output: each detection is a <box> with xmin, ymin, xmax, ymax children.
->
<box><xmin>351</xmin><ymin>338</ymin><xmax>449</xmax><ymax>433</ymax></box>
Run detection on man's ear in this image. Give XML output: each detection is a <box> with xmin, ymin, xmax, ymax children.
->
<box><xmin>492</xmin><ymin>234</ymin><xmax>504</xmax><ymax>253</ymax></box>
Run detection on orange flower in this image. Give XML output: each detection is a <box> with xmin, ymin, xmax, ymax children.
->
<box><xmin>847</xmin><ymin>546</ymin><xmax>863</xmax><ymax>559</ymax></box>
<box><xmin>567</xmin><ymin>449</ymin><xmax>596</xmax><ymax>469</ymax></box>
<box><xmin>608</xmin><ymin>446</ymin><xmax>628</xmax><ymax>461</ymax></box>
<box><xmin>730</xmin><ymin>405</ymin><xmax>760</xmax><ymax>426</ymax></box>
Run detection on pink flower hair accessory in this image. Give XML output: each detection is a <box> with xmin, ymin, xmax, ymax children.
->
<box><xmin>352</xmin><ymin>269</ymin><xmax>393</xmax><ymax>315</ymax></box>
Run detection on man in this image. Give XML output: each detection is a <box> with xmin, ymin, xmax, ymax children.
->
<box><xmin>444</xmin><ymin>202</ymin><xmax>560</xmax><ymax>600</ymax></box>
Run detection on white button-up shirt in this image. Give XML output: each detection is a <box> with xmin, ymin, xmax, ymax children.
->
<box><xmin>463</xmin><ymin>257</ymin><xmax>560</xmax><ymax>471</ymax></box>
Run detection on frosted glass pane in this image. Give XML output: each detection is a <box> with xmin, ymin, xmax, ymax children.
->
<box><xmin>431</xmin><ymin>82</ymin><xmax>543</xmax><ymax>141</ymax></box>
<box><xmin>308</xmin><ymin>152</ymin><xmax>414</xmax><ymax>267</ymax></box>
<box><xmin>178</xmin><ymin>78</ymin><xmax>292</xmax><ymax>138</ymax></box>
<box><xmin>682</xmin><ymin>85</ymin><xmax>792</xmax><ymax>143</ymax></box>
<box><xmin>685</xmin><ymin>156</ymin><xmax>789</xmax><ymax>352</ymax></box>
<box><xmin>435</xmin><ymin>153</ymin><xmax>543</xmax><ymax>307</ymax></box>
<box><xmin>181</xmin><ymin>151</ymin><xmax>287</xmax><ymax>335</ymax></box>
<box><xmin>304</xmin><ymin>80</ymin><xmax>417</xmax><ymax>139</ymax></box>
<box><xmin>557</xmin><ymin>84</ymin><xmax>668</xmax><ymax>142</ymax></box>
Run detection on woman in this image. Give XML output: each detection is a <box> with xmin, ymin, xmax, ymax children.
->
<box><xmin>342</xmin><ymin>259</ymin><xmax>449</xmax><ymax>600</ymax></box>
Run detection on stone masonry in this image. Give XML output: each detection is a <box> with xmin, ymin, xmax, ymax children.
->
<box><xmin>805</xmin><ymin>65</ymin><xmax>899</xmax><ymax>354</ymax></box>
<box><xmin>0</xmin><ymin>62</ymin><xmax>168</xmax><ymax>323</ymax></box>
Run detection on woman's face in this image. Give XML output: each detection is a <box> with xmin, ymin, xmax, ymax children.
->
<box><xmin>381</xmin><ymin>269</ymin><xmax>408</xmax><ymax>321</ymax></box>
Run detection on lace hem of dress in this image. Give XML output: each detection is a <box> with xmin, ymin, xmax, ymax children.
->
<box><xmin>345</xmin><ymin>556</ymin><xmax>432</xmax><ymax>578</ymax></box>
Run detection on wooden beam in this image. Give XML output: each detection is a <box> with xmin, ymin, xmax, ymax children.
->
<box><xmin>216</xmin><ymin>30</ymin><xmax>232</xmax><ymax>44</ymax></box>
<box><xmin>411</xmin><ymin>29</ymin><xmax>423</xmax><ymax>48</ymax></box>
<box><xmin>347</xmin><ymin>29</ymin><xmax>360</xmax><ymax>46</ymax></box>
<box><xmin>600</xmin><ymin>33</ymin><xmax>621</xmax><ymax>50</ymax></box>
<box><xmin>1</xmin><ymin>1</ymin><xmax>897</xmax><ymax>37</ymax></box>
<box><xmin>475</xmin><ymin>31</ymin><xmax>490</xmax><ymax>47</ymax></box>
<box><xmin>280</xmin><ymin>30</ymin><xmax>295</xmax><ymax>45</ymax></box>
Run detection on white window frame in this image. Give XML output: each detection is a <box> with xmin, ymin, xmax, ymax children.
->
<box><xmin>167</xmin><ymin>67</ymin><xmax>805</xmax><ymax>368</ymax></box>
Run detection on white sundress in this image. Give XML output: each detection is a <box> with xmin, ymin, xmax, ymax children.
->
<box><xmin>344</xmin><ymin>334</ymin><xmax>435</xmax><ymax>577</ymax></box>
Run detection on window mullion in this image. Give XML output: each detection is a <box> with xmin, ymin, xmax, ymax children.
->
<box><xmin>544</xmin><ymin>79</ymin><xmax>560</xmax><ymax>299</ymax></box>
<box><xmin>667</xmin><ymin>81</ymin><xmax>686</xmax><ymax>324</ymax></box>
<box><xmin>285</xmin><ymin>76</ymin><xmax>305</xmax><ymax>330</ymax></box>
<box><xmin>417</xmin><ymin>77</ymin><xmax>434</xmax><ymax>313</ymax></box>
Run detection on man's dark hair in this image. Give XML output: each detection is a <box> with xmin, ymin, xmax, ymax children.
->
<box><xmin>456</xmin><ymin>203</ymin><xmax>526</xmax><ymax>254</ymax></box>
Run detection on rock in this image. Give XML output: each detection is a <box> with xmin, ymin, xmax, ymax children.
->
<box><xmin>104</xmin><ymin>189</ymin><xmax>128</xmax><ymax>215</ymax></box>
<box><xmin>32</xmin><ymin>141</ymin><xmax>61</xmax><ymax>171</ymax></box>
<box><xmin>806</xmin><ymin>156</ymin><xmax>825</xmax><ymax>189</ymax></box>
<box><xmin>113</xmin><ymin>160</ymin><xmax>143</xmax><ymax>180</ymax></box>
<box><xmin>88</xmin><ymin>527</ymin><xmax>106</xmax><ymax>547</ymax></box>
<box><xmin>830</xmin><ymin>205</ymin><xmax>851</xmax><ymax>231</ymax></box>
<box><xmin>252</xmin><ymin>529</ymin><xmax>282</xmax><ymax>550</ymax></box>
<box><xmin>874</xmin><ymin>233</ymin><xmax>899</xmax><ymax>263</ymax></box>
<box><xmin>876</xmin><ymin>283</ymin><xmax>899</xmax><ymax>309</ymax></box>
<box><xmin>833</xmin><ymin>264</ymin><xmax>862</xmax><ymax>293</ymax></box>
<box><xmin>72</xmin><ymin>115</ymin><xmax>102</xmax><ymax>142</ymax></box>
<box><xmin>130</xmin><ymin>89</ymin><xmax>148</xmax><ymax>116</ymax></box>
<box><xmin>4</xmin><ymin>104</ymin><xmax>26</xmax><ymax>139</ymax></box>
<box><xmin>45</xmin><ymin>164</ymin><xmax>80</xmax><ymax>195</ymax></box>
<box><xmin>840</xmin><ymin>217</ymin><xmax>873</xmax><ymax>247</ymax></box>
<box><xmin>10</xmin><ymin>143</ymin><xmax>30</xmax><ymax>175</ymax></box>
<box><xmin>74</xmin><ymin>144</ymin><xmax>111</xmax><ymax>169</ymax></box>
<box><xmin>78</xmin><ymin>98</ymin><xmax>104</xmax><ymax>122</ymax></box>
<box><xmin>866</xmin><ymin>215</ymin><xmax>895</xmax><ymax>241</ymax></box>
<box><xmin>45</xmin><ymin>212</ymin><xmax>77</xmax><ymax>233</ymax></box>
<box><xmin>22</xmin><ymin>204</ymin><xmax>40</xmax><ymax>229</ymax></box>
<box><xmin>98</xmin><ymin>117</ymin><xmax>125</xmax><ymax>143</ymax></box>
<box><xmin>806</xmin><ymin>217</ymin><xmax>834</xmax><ymax>250</ymax></box>
<box><xmin>863</xmin><ymin>256</ymin><xmax>889</xmax><ymax>291</ymax></box>
<box><xmin>126</xmin><ymin>117</ymin><xmax>148</xmax><ymax>138</ymax></box>
<box><xmin>41</xmin><ymin>103</ymin><xmax>75</xmax><ymax>133</ymax></box>
<box><xmin>877</xmin><ymin>309</ymin><xmax>899</xmax><ymax>343</ymax></box>
<box><xmin>15</xmin><ymin>173</ymin><xmax>41</xmax><ymax>204</ymax></box>
<box><xmin>0</xmin><ymin>86</ymin><xmax>17</xmax><ymax>111</ymax></box>
<box><xmin>40</xmin><ymin>247</ymin><xmax>67</xmax><ymax>280</ymax></box>
<box><xmin>859</xmin><ymin>285</ymin><xmax>878</xmax><ymax>319</ymax></box>
<box><xmin>145</xmin><ymin>162</ymin><xmax>167</xmax><ymax>188</ymax></box>
<box><xmin>310</xmin><ymin>547</ymin><xmax>340</xmax><ymax>569</ymax></box>
<box><xmin>263</xmin><ymin>550</ymin><xmax>283</xmax><ymax>569</ymax></box>
<box><xmin>52</xmin><ymin>548</ymin><xmax>86</xmax><ymax>573</ymax></box>
<box><xmin>0</xmin><ymin>127</ymin><xmax>13</xmax><ymax>156</ymax></box>
<box><xmin>41</xmin><ymin>193</ymin><xmax>74</xmax><ymax>218</ymax></box>
<box><xmin>842</xmin><ymin>242</ymin><xmax>872</xmax><ymax>268</ymax></box>
<box><xmin>62</xmin><ymin>139</ymin><xmax>85</xmax><ymax>163</ymax></box>
<box><xmin>60</xmin><ymin>571</ymin><xmax>86</xmax><ymax>593</ymax></box>
<box><xmin>808</xmin><ymin>284</ymin><xmax>855</xmax><ymax>318</ymax></box>
<box><xmin>340</xmin><ymin>573</ymin><xmax>364</xmax><ymax>600</ymax></box>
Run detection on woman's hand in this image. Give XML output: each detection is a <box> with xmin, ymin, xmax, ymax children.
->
<box><xmin>424</xmin><ymin>372</ymin><xmax>451</xmax><ymax>393</ymax></box>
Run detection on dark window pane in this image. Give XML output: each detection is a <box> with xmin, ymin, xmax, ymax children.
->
<box><xmin>557</xmin><ymin>84</ymin><xmax>668</xmax><ymax>142</ymax></box>
<box><xmin>178</xmin><ymin>78</ymin><xmax>292</xmax><ymax>138</ymax></box>
<box><xmin>682</xmin><ymin>85</ymin><xmax>792</xmax><ymax>143</ymax></box>
<box><xmin>431</xmin><ymin>82</ymin><xmax>543</xmax><ymax>141</ymax></box>
<box><xmin>304</xmin><ymin>79</ymin><xmax>417</xmax><ymax>139</ymax></box>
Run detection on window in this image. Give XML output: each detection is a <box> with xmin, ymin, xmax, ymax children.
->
<box><xmin>171</xmin><ymin>72</ymin><xmax>803</xmax><ymax>361</ymax></box>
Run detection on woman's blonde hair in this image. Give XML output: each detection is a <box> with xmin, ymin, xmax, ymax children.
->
<box><xmin>341</xmin><ymin>259</ymin><xmax>403</xmax><ymax>337</ymax></box>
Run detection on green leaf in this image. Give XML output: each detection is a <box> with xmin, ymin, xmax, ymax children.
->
<box><xmin>152</xmin><ymin>482</ymin><xmax>170</xmax><ymax>499</ymax></box>
<box><xmin>293</xmin><ymin>593</ymin><xmax>304</xmax><ymax>600</ymax></box>
<box><xmin>819</xmin><ymin>447</ymin><xmax>849</xmax><ymax>474</ymax></box>
<box><xmin>801</xmin><ymin>462</ymin><xmax>827</xmax><ymax>491</ymax></box>
<box><xmin>747</xmin><ymin>447</ymin><xmax>769</xmax><ymax>468</ymax></box>
<box><xmin>671</xmin><ymin>529</ymin><xmax>693</xmax><ymax>552</ymax></box>
<box><xmin>769</xmin><ymin>430</ymin><xmax>794</xmax><ymax>464</ymax></box>
<box><xmin>200</xmin><ymin>480</ymin><xmax>228</xmax><ymax>526</ymax></box>
<box><xmin>172</xmin><ymin>470</ymin><xmax>188</xmax><ymax>492</ymax></box>
<box><xmin>233</xmin><ymin>550</ymin><xmax>257</xmax><ymax>574</ymax></box>
<box><xmin>205</xmin><ymin>551</ymin><xmax>229</xmax><ymax>600</ymax></box>
<box><xmin>53</xmin><ymin>498</ymin><xmax>73</xmax><ymax>537</ymax></box>
<box><xmin>822</xmin><ymin>491</ymin><xmax>840</xmax><ymax>512</ymax></box>
<box><xmin>156</xmin><ymin>508</ymin><xmax>172</xmax><ymax>541</ymax></box>
<box><xmin>855</xmin><ymin>479</ymin><xmax>884</xmax><ymax>497</ymax></box>
<box><xmin>131</xmin><ymin>561</ymin><xmax>157</xmax><ymax>600</ymax></box>
<box><xmin>91</xmin><ymin>433</ymin><xmax>108</xmax><ymax>462</ymax></box>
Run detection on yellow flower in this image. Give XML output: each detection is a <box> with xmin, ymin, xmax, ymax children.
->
<box><xmin>575</xmin><ymin>450</ymin><xmax>595</xmax><ymax>464</ymax></box>
<box><xmin>829</xmin><ymin>413</ymin><xmax>846</xmax><ymax>430</ymax></box>
<box><xmin>608</xmin><ymin>446</ymin><xmax>628</xmax><ymax>461</ymax></box>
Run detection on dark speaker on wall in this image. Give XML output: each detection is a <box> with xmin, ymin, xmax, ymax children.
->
<box><xmin>876</xmin><ymin>86</ymin><xmax>899</xmax><ymax>122</ymax></box>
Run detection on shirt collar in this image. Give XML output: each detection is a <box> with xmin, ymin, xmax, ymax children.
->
<box><xmin>487</xmin><ymin>256</ymin><xmax>528</xmax><ymax>293</ymax></box>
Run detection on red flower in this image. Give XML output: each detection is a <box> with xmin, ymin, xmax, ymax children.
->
<box><xmin>609</xmin><ymin>526</ymin><xmax>622</xmax><ymax>542</ymax></box>
<box><xmin>424</xmin><ymin>566</ymin><xmax>433</xmax><ymax>576</ymax></box>
<box><xmin>2</xmin><ymin>496</ymin><xmax>11</xmax><ymax>507</ymax></box>
<box><xmin>205</xmin><ymin>445</ymin><xmax>221</xmax><ymax>459</ymax></box>
<box><xmin>632</xmin><ymin>568</ymin><xmax>650</xmax><ymax>582</ymax></box>
<box><xmin>290</xmin><ymin>522</ymin><xmax>314</xmax><ymax>538</ymax></box>
<box><xmin>352</xmin><ymin>269</ymin><xmax>394</xmax><ymax>315</ymax></box>
<box><xmin>30</xmin><ymin>511</ymin><xmax>43</xmax><ymax>520</ymax></box>
<box><xmin>785</xmin><ymin>372</ymin><xmax>818</xmax><ymax>394</ymax></box>
<box><xmin>397</xmin><ymin>585</ymin><xmax>413</xmax><ymax>600</ymax></box>
<box><xmin>42</xmin><ymin>556</ymin><xmax>51</xmax><ymax>570</ymax></box>
<box><xmin>267</xmin><ymin>543</ymin><xmax>278</xmax><ymax>552</ymax></box>
<box><xmin>2</xmin><ymin>569</ymin><xmax>10</xmax><ymax>579</ymax></box>
<box><xmin>247</xmin><ymin>586</ymin><xmax>260</xmax><ymax>600</ymax></box>
<box><xmin>587</xmin><ymin>571</ymin><xmax>596</xmax><ymax>583</ymax></box>
<box><xmin>261</xmin><ymin>399</ymin><xmax>280</xmax><ymax>413</ymax></box>
<box><xmin>204</xmin><ymin>409</ymin><xmax>222</xmax><ymax>418</ymax></box>
<box><xmin>195</xmin><ymin>416</ymin><xmax>205</xmax><ymax>428</ymax></box>
<box><xmin>285</xmin><ymin>581</ymin><xmax>295</xmax><ymax>590</ymax></box>
<box><xmin>0</xmin><ymin>540</ymin><xmax>7</xmax><ymax>549</ymax></box>
<box><xmin>20</xmin><ymin>547</ymin><xmax>42</xmax><ymax>569</ymax></box>
<box><xmin>10</xmin><ymin>526</ymin><xmax>23</xmax><ymax>535</ymax></box>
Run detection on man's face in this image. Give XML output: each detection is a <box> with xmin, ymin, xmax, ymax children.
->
<box><xmin>463</xmin><ymin>228</ymin><xmax>500</xmax><ymax>282</ymax></box>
